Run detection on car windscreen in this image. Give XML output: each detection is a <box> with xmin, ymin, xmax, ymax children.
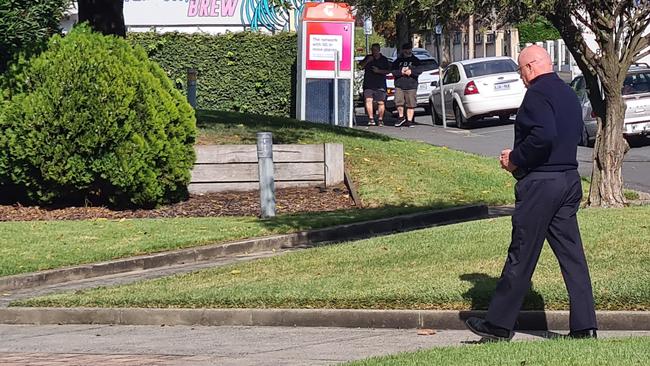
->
<box><xmin>623</xmin><ymin>71</ymin><xmax>650</xmax><ymax>95</ymax></box>
<box><xmin>463</xmin><ymin>60</ymin><xmax>518</xmax><ymax>78</ymax></box>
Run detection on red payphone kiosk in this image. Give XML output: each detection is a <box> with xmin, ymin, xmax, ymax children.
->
<box><xmin>296</xmin><ymin>2</ymin><xmax>355</xmax><ymax>127</ymax></box>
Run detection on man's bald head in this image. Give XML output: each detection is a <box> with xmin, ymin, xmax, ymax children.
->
<box><xmin>518</xmin><ymin>45</ymin><xmax>553</xmax><ymax>86</ymax></box>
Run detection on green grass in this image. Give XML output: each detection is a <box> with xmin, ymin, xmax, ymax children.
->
<box><xmin>196</xmin><ymin>110</ymin><xmax>514</xmax><ymax>208</ymax></box>
<box><xmin>0</xmin><ymin>110</ymin><xmax>515</xmax><ymax>277</ymax></box>
<box><xmin>344</xmin><ymin>337</ymin><xmax>650</xmax><ymax>366</ymax></box>
<box><xmin>0</xmin><ymin>208</ymin><xmax>417</xmax><ymax>277</ymax></box>
<box><xmin>14</xmin><ymin>206</ymin><xmax>650</xmax><ymax>310</ymax></box>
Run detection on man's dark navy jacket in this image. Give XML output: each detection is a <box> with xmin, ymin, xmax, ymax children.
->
<box><xmin>510</xmin><ymin>73</ymin><xmax>583</xmax><ymax>172</ymax></box>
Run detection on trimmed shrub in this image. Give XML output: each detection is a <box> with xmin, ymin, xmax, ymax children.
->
<box><xmin>0</xmin><ymin>0</ymin><xmax>69</xmax><ymax>74</ymax></box>
<box><xmin>128</xmin><ymin>31</ymin><xmax>297</xmax><ymax>117</ymax></box>
<box><xmin>0</xmin><ymin>25</ymin><xmax>197</xmax><ymax>207</ymax></box>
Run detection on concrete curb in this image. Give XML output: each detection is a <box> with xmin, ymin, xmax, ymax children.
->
<box><xmin>0</xmin><ymin>205</ymin><xmax>488</xmax><ymax>292</ymax></box>
<box><xmin>0</xmin><ymin>308</ymin><xmax>647</xmax><ymax>330</ymax></box>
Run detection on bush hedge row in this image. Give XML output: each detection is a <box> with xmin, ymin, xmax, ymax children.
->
<box><xmin>128</xmin><ymin>31</ymin><xmax>298</xmax><ymax>117</ymax></box>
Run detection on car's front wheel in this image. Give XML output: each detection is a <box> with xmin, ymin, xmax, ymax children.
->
<box><xmin>579</xmin><ymin>125</ymin><xmax>591</xmax><ymax>147</ymax></box>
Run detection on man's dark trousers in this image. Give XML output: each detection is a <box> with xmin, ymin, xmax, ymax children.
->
<box><xmin>485</xmin><ymin>170</ymin><xmax>598</xmax><ymax>331</ymax></box>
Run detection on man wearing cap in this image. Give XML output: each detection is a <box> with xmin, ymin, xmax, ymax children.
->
<box><xmin>391</xmin><ymin>42</ymin><xmax>421</xmax><ymax>128</ymax></box>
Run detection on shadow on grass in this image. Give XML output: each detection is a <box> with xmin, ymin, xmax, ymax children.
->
<box><xmin>197</xmin><ymin>109</ymin><xmax>396</xmax><ymax>144</ymax></box>
<box><xmin>459</xmin><ymin>273</ymin><xmax>557</xmax><ymax>335</ymax></box>
<box><xmin>254</xmin><ymin>202</ymin><xmax>462</xmax><ymax>232</ymax></box>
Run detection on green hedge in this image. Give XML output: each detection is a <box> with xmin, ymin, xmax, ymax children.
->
<box><xmin>517</xmin><ymin>19</ymin><xmax>561</xmax><ymax>45</ymax></box>
<box><xmin>0</xmin><ymin>25</ymin><xmax>196</xmax><ymax>207</ymax></box>
<box><xmin>128</xmin><ymin>31</ymin><xmax>297</xmax><ymax>117</ymax></box>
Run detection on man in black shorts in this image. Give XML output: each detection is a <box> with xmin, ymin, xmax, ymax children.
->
<box><xmin>358</xmin><ymin>43</ymin><xmax>391</xmax><ymax>126</ymax></box>
<box><xmin>392</xmin><ymin>42</ymin><xmax>421</xmax><ymax>127</ymax></box>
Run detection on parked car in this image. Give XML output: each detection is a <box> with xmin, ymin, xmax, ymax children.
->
<box><xmin>428</xmin><ymin>56</ymin><xmax>526</xmax><ymax>129</ymax></box>
<box><xmin>570</xmin><ymin>63</ymin><xmax>650</xmax><ymax>146</ymax></box>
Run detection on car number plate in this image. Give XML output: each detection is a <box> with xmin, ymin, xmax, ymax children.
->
<box><xmin>494</xmin><ymin>83</ymin><xmax>510</xmax><ymax>91</ymax></box>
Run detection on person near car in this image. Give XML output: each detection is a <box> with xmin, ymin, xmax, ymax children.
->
<box><xmin>391</xmin><ymin>42</ymin><xmax>421</xmax><ymax>128</ymax></box>
<box><xmin>465</xmin><ymin>45</ymin><xmax>598</xmax><ymax>341</ymax></box>
<box><xmin>358</xmin><ymin>43</ymin><xmax>391</xmax><ymax>126</ymax></box>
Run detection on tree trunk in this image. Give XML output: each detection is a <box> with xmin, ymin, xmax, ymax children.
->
<box><xmin>587</xmin><ymin>93</ymin><xmax>629</xmax><ymax>207</ymax></box>
<box><xmin>442</xmin><ymin>32</ymin><xmax>452</xmax><ymax>65</ymax></box>
<box><xmin>395</xmin><ymin>12</ymin><xmax>410</xmax><ymax>52</ymax></box>
<box><xmin>78</xmin><ymin>0</ymin><xmax>126</xmax><ymax>37</ymax></box>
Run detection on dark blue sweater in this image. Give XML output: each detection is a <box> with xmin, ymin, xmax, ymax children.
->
<box><xmin>509</xmin><ymin>73</ymin><xmax>583</xmax><ymax>173</ymax></box>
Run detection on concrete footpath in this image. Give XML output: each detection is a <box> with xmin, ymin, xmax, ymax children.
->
<box><xmin>1</xmin><ymin>324</ymin><xmax>648</xmax><ymax>366</ymax></box>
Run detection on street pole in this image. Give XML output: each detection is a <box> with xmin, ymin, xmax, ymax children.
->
<box><xmin>257</xmin><ymin>132</ymin><xmax>276</xmax><ymax>218</ymax></box>
<box><xmin>187</xmin><ymin>68</ymin><xmax>197</xmax><ymax>109</ymax></box>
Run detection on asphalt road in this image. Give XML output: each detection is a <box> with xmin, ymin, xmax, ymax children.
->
<box><xmin>355</xmin><ymin>108</ymin><xmax>650</xmax><ymax>193</ymax></box>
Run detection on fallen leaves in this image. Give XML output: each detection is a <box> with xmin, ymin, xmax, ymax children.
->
<box><xmin>417</xmin><ymin>328</ymin><xmax>437</xmax><ymax>336</ymax></box>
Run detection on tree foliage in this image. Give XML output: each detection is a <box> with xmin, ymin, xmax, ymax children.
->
<box><xmin>0</xmin><ymin>0</ymin><xmax>70</xmax><ymax>73</ymax></box>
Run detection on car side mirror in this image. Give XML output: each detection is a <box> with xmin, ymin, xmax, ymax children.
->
<box><xmin>431</xmin><ymin>81</ymin><xmax>439</xmax><ymax>88</ymax></box>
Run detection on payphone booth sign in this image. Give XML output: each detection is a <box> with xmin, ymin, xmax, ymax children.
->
<box><xmin>306</xmin><ymin>23</ymin><xmax>352</xmax><ymax>71</ymax></box>
<box><xmin>303</xmin><ymin>3</ymin><xmax>354</xmax><ymax>72</ymax></box>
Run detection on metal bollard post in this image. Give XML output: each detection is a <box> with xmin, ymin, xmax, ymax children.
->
<box><xmin>257</xmin><ymin>132</ymin><xmax>276</xmax><ymax>218</ymax></box>
<box><xmin>187</xmin><ymin>68</ymin><xmax>197</xmax><ymax>109</ymax></box>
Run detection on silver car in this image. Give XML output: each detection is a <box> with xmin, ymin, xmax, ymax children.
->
<box><xmin>571</xmin><ymin>64</ymin><xmax>650</xmax><ymax>146</ymax></box>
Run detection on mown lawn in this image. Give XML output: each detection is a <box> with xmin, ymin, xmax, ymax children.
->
<box><xmin>344</xmin><ymin>337</ymin><xmax>650</xmax><ymax>366</ymax></box>
<box><xmin>1</xmin><ymin>110</ymin><xmax>515</xmax><ymax>277</ymax></box>
<box><xmin>14</xmin><ymin>206</ymin><xmax>650</xmax><ymax>311</ymax></box>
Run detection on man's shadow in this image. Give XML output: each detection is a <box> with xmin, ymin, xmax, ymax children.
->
<box><xmin>459</xmin><ymin>273</ymin><xmax>563</xmax><ymax>340</ymax></box>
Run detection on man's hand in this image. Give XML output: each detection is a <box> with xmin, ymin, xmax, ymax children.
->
<box><xmin>500</xmin><ymin>149</ymin><xmax>518</xmax><ymax>172</ymax></box>
<box><xmin>402</xmin><ymin>67</ymin><xmax>412</xmax><ymax>76</ymax></box>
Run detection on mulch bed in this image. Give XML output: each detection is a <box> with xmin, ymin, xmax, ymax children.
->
<box><xmin>0</xmin><ymin>185</ymin><xmax>356</xmax><ymax>222</ymax></box>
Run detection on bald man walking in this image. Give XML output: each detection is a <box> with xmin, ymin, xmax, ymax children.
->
<box><xmin>465</xmin><ymin>45</ymin><xmax>598</xmax><ymax>341</ymax></box>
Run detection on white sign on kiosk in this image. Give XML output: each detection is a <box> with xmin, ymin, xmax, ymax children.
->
<box><xmin>309</xmin><ymin>35</ymin><xmax>343</xmax><ymax>61</ymax></box>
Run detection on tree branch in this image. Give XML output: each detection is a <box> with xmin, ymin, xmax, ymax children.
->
<box><xmin>547</xmin><ymin>12</ymin><xmax>600</xmax><ymax>76</ymax></box>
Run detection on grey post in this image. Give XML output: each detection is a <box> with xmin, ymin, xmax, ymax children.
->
<box><xmin>187</xmin><ymin>68</ymin><xmax>197</xmax><ymax>109</ymax></box>
<box><xmin>257</xmin><ymin>132</ymin><xmax>276</xmax><ymax>218</ymax></box>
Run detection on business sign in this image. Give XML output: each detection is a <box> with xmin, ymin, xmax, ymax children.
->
<box><xmin>123</xmin><ymin>0</ymin><xmax>242</xmax><ymax>26</ymax></box>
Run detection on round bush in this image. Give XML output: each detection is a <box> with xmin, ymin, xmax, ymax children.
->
<box><xmin>0</xmin><ymin>25</ymin><xmax>196</xmax><ymax>207</ymax></box>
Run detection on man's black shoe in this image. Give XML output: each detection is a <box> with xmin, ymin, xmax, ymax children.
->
<box><xmin>395</xmin><ymin>117</ymin><xmax>407</xmax><ymax>127</ymax></box>
<box><xmin>465</xmin><ymin>317</ymin><xmax>514</xmax><ymax>342</ymax></box>
<box><xmin>567</xmin><ymin>329</ymin><xmax>597</xmax><ymax>339</ymax></box>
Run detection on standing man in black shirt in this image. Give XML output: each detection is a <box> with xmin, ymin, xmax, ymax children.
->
<box><xmin>465</xmin><ymin>45</ymin><xmax>598</xmax><ymax>341</ymax></box>
<box><xmin>358</xmin><ymin>43</ymin><xmax>391</xmax><ymax>126</ymax></box>
<box><xmin>392</xmin><ymin>42</ymin><xmax>421</xmax><ymax>128</ymax></box>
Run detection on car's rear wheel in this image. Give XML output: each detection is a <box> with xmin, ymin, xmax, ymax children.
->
<box><xmin>454</xmin><ymin>103</ymin><xmax>469</xmax><ymax>129</ymax></box>
<box><xmin>429</xmin><ymin>100</ymin><xmax>442</xmax><ymax>125</ymax></box>
<box><xmin>499</xmin><ymin>114</ymin><xmax>512</xmax><ymax>123</ymax></box>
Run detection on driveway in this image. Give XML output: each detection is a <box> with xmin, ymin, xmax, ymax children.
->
<box><xmin>355</xmin><ymin>108</ymin><xmax>650</xmax><ymax>193</ymax></box>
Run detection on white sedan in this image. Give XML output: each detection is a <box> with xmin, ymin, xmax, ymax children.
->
<box><xmin>428</xmin><ymin>56</ymin><xmax>526</xmax><ymax>128</ymax></box>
